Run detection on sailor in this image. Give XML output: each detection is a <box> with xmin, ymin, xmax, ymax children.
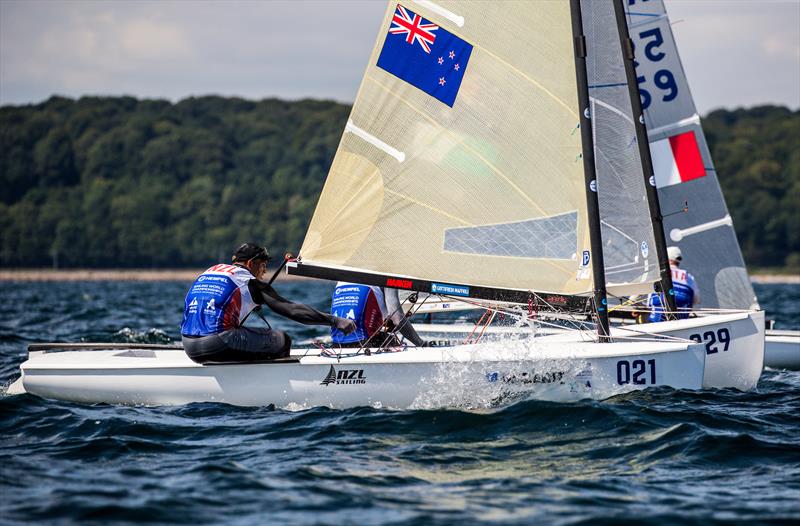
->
<box><xmin>181</xmin><ymin>243</ymin><xmax>356</xmax><ymax>364</ymax></box>
<box><xmin>646</xmin><ymin>246</ymin><xmax>701</xmax><ymax>322</ymax></box>
<box><xmin>330</xmin><ymin>282</ymin><xmax>426</xmax><ymax>347</ymax></box>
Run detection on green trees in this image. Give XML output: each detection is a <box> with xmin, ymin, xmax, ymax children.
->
<box><xmin>0</xmin><ymin>96</ymin><xmax>796</xmax><ymax>270</ymax></box>
<box><xmin>703</xmin><ymin>106</ymin><xmax>800</xmax><ymax>269</ymax></box>
<box><xmin>0</xmin><ymin>96</ymin><xmax>348</xmax><ymax>268</ymax></box>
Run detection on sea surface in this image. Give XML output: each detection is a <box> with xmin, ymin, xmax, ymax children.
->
<box><xmin>1</xmin><ymin>280</ymin><xmax>798</xmax><ymax>525</ymax></box>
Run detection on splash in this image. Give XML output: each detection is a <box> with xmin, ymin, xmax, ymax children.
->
<box><xmin>410</xmin><ymin>337</ymin><xmax>596</xmax><ymax>410</ymax></box>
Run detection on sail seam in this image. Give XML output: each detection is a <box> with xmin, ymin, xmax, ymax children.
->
<box><xmin>384</xmin><ymin>188</ymin><xmax>473</xmax><ymax>226</ymax></box>
<box><xmin>309</xmin><ymin>224</ymin><xmax>376</xmax><ymax>256</ymax></box>
<box><xmin>315</xmin><ymin>164</ymin><xmax>382</xmax><ymax>239</ymax></box>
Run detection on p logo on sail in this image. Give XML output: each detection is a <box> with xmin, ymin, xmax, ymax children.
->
<box><xmin>377</xmin><ymin>4</ymin><xmax>472</xmax><ymax>107</ymax></box>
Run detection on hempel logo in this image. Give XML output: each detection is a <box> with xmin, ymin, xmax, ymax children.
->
<box><xmin>320</xmin><ymin>365</ymin><xmax>366</xmax><ymax>386</ymax></box>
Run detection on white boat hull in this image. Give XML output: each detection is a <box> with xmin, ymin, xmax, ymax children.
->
<box><xmin>764</xmin><ymin>329</ymin><xmax>800</xmax><ymax>370</ymax></box>
<box><xmin>12</xmin><ymin>340</ymin><xmax>706</xmax><ymax>409</ymax></box>
<box><xmin>416</xmin><ymin>311</ymin><xmax>765</xmax><ymax>390</ymax></box>
<box><xmin>611</xmin><ymin>311</ymin><xmax>765</xmax><ymax>390</ymax></box>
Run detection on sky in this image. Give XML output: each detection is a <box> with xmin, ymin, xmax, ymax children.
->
<box><xmin>1</xmin><ymin>0</ymin><xmax>798</xmax><ymax>114</ymax></box>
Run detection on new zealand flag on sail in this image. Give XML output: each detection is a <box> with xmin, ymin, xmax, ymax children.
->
<box><xmin>376</xmin><ymin>4</ymin><xmax>473</xmax><ymax>107</ymax></box>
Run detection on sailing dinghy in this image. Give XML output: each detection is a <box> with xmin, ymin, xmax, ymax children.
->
<box><xmin>394</xmin><ymin>0</ymin><xmax>783</xmax><ymax>373</ymax></box>
<box><xmin>9</xmin><ymin>0</ymin><xmax>763</xmax><ymax>408</ymax></box>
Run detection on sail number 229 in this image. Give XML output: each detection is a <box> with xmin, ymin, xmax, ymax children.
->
<box><xmin>689</xmin><ymin>328</ymin><xmax>731</xmax><ymax>354</ymax></box>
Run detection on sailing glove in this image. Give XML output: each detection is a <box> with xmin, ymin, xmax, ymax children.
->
<box><xmin>332</xmin><ymin>316</ymin><xmax>357</xmax><ymax>335</ymax></box>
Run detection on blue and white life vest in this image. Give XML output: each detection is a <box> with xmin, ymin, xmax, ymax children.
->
<box><xmin>180</xmin><ymin>264</ymin><xmax>259</xmax><ymax>336</ymax></box>
<box><xmin>330</xmin><ymin>283</ymin><xmax>387</xmax><ymax>344</ymax></box>
<box><xmin>647</xmin><ymin>267</ymin><xmax>698</xmax><ymax>322</ymax></box>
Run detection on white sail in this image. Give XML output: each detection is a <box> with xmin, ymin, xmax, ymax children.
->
<box><xmin>581</xmin><ymin>0</ymin><xmax>660</xmax><ymax>296</ymax></box>
<box><xmin>626</xmin><ymin>0</ymin><xmax>759</xmax><ymax>309</ymax></box>
<box><xmin>298</xmin><ymin>1</ymin><xmax>593</xmax><ymax>296</ymax></box>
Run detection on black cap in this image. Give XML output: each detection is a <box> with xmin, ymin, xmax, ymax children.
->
<box><xmin>232</xmin><ymin>243</ymin><xmax>270</xmax><ymax>263</ymax></box>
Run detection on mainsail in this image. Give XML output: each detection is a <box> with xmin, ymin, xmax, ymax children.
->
<box><xmin>295</xmin><ymin>1</ymin><xmax>593</xmax><ymax>298</ymax></box>
<box><xmin>626</xmin><ymin>0</ymin><xmax>759</xmax><ymax>309</ymax></box>
<box><xmin>292</xmin><ymin>0</ymin><xmax>660</xmax><ymax>312</ymax></box>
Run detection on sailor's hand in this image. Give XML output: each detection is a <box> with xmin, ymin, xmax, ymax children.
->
<box><xmin>333</xmin><ymin>316</ymin><xmax>357</xmax><ymax>335</ymax></box>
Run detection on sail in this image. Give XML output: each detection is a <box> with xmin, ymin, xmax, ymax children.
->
<box><xmin>297</xmin><ymin>1</ymin><xmax>594</xmax><ymax>297</ymax></box>
<box><xmin>581</xmin><ymin>0</ymin><xmax>660</xmax><ymax>297</ymax></box>
<box><xmin>626</xmin><ymin>0</ymin><xmax>759</xmax><ymax>309</ymax></box>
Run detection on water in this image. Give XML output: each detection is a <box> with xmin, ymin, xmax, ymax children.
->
<box><xmin>1</xmin><ymin>280</ymin><xmax>799</xmax><ymax>524</ymax></box>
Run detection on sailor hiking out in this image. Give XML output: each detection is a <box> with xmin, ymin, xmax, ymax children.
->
<box><xmin>330</xmin><ymin>282</ymin><xmax>426</xmax><ymax>348</ymax></box>
<box><xmin>181</xmin><ymin>243</ymin><xmax>356</xmax><ymax>364</ymax></box>
<box><xmin>646</xmin><ymin>246</ymin><xmax>701</xmax><ymax>322</ymax></box>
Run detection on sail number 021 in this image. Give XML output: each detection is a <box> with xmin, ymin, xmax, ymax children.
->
<box><xmin>616</xmin><ymin>359</ymin><xmax>656</xmax><ymax>385</ymax></box>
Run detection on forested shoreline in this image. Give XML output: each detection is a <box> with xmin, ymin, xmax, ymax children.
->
<box><xmin>1</xmin><ymin>96</ymin><xmax>797</xmax><ymax>270</ymax></box>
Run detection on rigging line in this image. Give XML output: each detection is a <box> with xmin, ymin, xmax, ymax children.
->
<box><xmin>315</xmin><ymin>164</ymin><xmax>382</xmax><ymax>239</ymax></box>
<box><xmin>364</xmin><ymin>73</ymin><xmax>553</xmax><ymax>217</ymax></box>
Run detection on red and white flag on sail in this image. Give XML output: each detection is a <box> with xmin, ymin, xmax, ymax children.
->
<box><xmin>650</xmin><ymin>131</ymin><xmax>706</xmax><ymax>188</ymax></box>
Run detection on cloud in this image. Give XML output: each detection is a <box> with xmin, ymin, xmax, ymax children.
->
<box><xmin>1</xmin><ymin>0</ymin><xmax>797</xmax><ymax>111</ymax></box>
<box><xmin>120</xmin><ymin>18</ymin><xmax>191</xmax><ymax>61</ymax></box>
<box><xmin>762</xmin><ymin>36</ymin><xmax>800</xmax><ymax>60</ymax></box>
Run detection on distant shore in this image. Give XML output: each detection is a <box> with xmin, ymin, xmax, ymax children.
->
<box><xmin>0</xmin><ymin>268</ymin><xmax>797</xmax><ymax>284</ymax></box>
<box><xmin>750</xmin><ymin>274</ymin><xmax>800</xmax><ymax>284</ymax></box>
<box><xmin>0</xmin><ymin>269</ymin><xmax>310</xmax><ymax>282</ymax></box>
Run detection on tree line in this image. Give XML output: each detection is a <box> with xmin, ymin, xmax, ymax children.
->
<box><xmin>0</xmin><ymin>96</ymin><xmax>797</xmax><ymax>269</ymax></box>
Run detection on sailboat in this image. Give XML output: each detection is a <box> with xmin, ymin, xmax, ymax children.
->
<box><xmin>8</xmin><ymin>0</ymin><xmax>763</xmax><ymax>408</ymax></box>
<box><xmin>410</xmin><ymin>0</ymin><xmax>792</xmax><ymax>370</ymax></box>
<box><xmin>625</xmin><ymin>0</ymin><xmax>798</xmax><ymax>369</ymax></box>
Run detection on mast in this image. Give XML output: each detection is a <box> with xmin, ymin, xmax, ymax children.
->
<box><xmin>612</xmin><ymin>0</ymin><xmax>678</xmax><ymax>316</ymax></box>
<box><xmin>569</xmin><ymin>0</ymin><xmax>610</xmax><ymax>340</ymax></box>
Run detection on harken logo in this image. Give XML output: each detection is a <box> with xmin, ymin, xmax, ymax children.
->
<box><xmin>320</xmin><ymin>365</ymin><xmax>366</xmax><ymax>386</ymax></box>
<box><xmin>386</xmin><ymin>278</ymin><xmax>413</xmax><ymax>289</ymax></box>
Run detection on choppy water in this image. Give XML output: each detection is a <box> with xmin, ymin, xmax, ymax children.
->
<box><xmin>1</xmin><ymin>280</ymin><xmax>799</xmax><ymax>524</ymax></box>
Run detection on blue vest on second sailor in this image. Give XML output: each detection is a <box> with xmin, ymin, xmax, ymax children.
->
<box><xmin>330</xmin><ymin>283</ymin><xmax>387</xmax><ymax>344</ymax></box>
<box><xmin>647</xmin><ymin>267</ymin><xmax>698</xmax><ymax>322</ymax></box>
